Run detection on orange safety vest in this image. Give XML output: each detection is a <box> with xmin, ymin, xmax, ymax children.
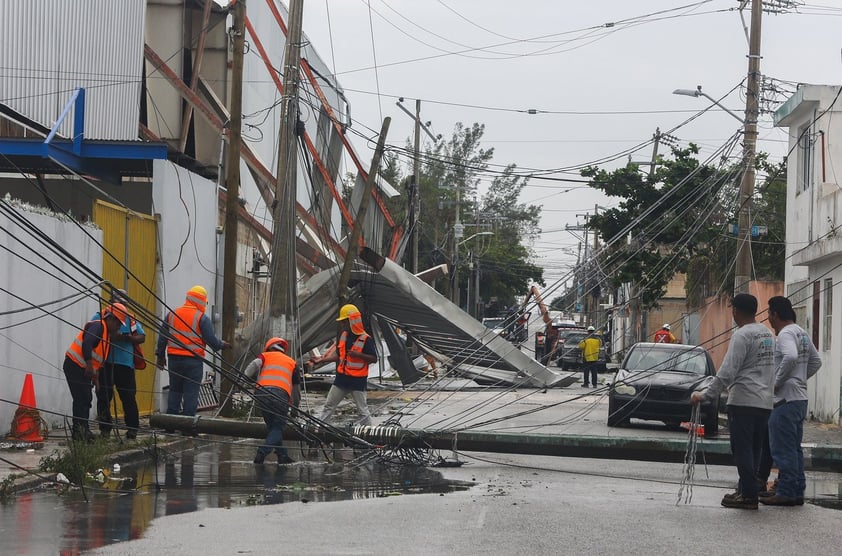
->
<box><xmin>166</xmin><ymin>304</ymin><xmax>205</xmax><ymax>357</ymax></box>
<box><xmin>337</xmin><ymin>331</ymin><xmax>370</xmax><ymax>378</ymax></box>
<box><xmin>257</xmin><ymin>351</ymin><xmax>296</xmax><ymax>397</ymax></box>
<box><xmin>654</xmin><ymin>330</ymin><xmax>673</xmax><ymax>343</ymax></box>
<box><xmin>66</xmin><ymin>318</ymin><xmax>111</xmax><ymax>372</ymax></box>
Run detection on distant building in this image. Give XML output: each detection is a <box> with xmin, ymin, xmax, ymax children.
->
<box><xmin>774</xmin><ymin>84</ymin><xmax>842</xmax><ymax>424</ymax></box>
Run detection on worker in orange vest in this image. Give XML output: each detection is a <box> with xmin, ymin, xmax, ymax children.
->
<box><xmin>156</xmin><ymin>285</ymin><xmax>230</xmax><ymax>419</ymax></box>
<box><xmin>654</xmin><ymin>324</ymin><xmax>677</xmax><ymax>344</ymax></box>
<box><xmin>244</xmin><ymin>337</ymin><xmax>302</xmax><ymax>464</ymax></box>
<box><xmin>63</xmin><ymin>303</ymin><xmax>127</xmax><ymax>442</ymax></box>
<box><xmin>308</xmin><ymin>304</ymin><xmax>377</xmax><ymax>426</ymax></box>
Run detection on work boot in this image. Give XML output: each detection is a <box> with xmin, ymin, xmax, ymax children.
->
<box><xmin>72</xmin><ymin>427</ymin><xmax>96</xmax><ymax>444</ymax></box>
<box><xmin>581</xmin><ymin>383</ymin><xmax>590</xmax><ymax>388</ymax></box>
<box><xmin>759</xmin><ymin>494</ymin><xmax>798</xmax><ymax>506</ymax></box>
<box><xmin>721</xmin><ymin>494</ymin><xmax>758</xmax><ymax>509</ymax></box>
<box><xmin>278</xmin><ymin>455</ymin><xmax>295</xmax><ymax>465</ymax></box>
<box><xmin>253</xmin><ymin>452</ymin><xmax>266</xmax><ymax>464</ymax></box>
<box><xmin>722</xmin><ymin>490</ymin><xmax>741</xmax><ymax>502</ymax></box>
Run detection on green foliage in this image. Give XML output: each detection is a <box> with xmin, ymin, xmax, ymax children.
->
<box><xmin>385</xmin><ymin>122</ymin><xmax>543</xmax><ymax>308</ymax></box>
<box><xmin>38</xmin><ymin>441</ymin><xmax>113</xmax><ymax>485</ymax></box>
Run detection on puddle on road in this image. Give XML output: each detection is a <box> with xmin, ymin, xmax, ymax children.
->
<box><xmin>0</xmin><ymin>440</ymin><xmax>473</xmax><ymax>554</ymax></box>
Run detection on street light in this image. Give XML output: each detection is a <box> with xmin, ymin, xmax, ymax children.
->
<box><xmin>457</xmin><ymin>231</ymin><xmax>493</xmax><ymax>317</ymax></box>
<box><xmin>672</xmin><ymin>86</ymin><xmax>745</xmax><ymax>124</ymax></box>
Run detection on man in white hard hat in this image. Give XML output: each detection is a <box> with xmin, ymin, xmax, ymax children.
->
<box><xmin>578</xmin><ymin>326</ymin><xmax>602</xmax><ymax>388</ymax></box>
<box><xmin>654</xmin><ymin>323</ymin><xmax>677</xmax><ymax>344</ymax></box>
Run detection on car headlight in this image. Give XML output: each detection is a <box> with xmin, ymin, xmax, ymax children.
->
<box><xmin>614</xmin><ymin>381</ymin><xmax>636</xmax><ymax>396</ymax></box>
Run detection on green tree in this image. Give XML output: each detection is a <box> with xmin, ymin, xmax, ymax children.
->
<box><xmin>388</xmin><ymin>122</ymin><xmax>543</xmax><ymax>311</ymax></box>
<box><xmin>582</xmin><ymin>145</ymin><xmax>785</xmax><ymax>310</ymax></box>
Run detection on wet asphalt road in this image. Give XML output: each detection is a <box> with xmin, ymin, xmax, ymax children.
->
<box><xmin>90</xmin><ymin>453</ymin><xmax>842</xmax><ymax>556</ymax></box>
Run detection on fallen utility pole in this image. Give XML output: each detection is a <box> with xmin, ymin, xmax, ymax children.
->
<box><xmin>150</xmin><ymin>414</ymin><xmax>736</xmax><ymax>466</ymax></box>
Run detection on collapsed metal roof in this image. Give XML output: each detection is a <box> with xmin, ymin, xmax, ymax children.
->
<box><xmin>252</xmin><ymin>249</ymin><xmax>571</xmax><ymax>389</ymax></box>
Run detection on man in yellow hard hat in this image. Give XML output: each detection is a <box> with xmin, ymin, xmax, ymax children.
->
<box><xmin>156</xmin><ymin>285</ymin><xmax>230</xmax><ymax>419</ymax></box>
<box><xmin>307</xmin><ymin>303</ymin><xmax>377</xmax><ymax>426</ymax></box>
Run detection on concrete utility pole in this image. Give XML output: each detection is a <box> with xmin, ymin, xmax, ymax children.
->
<box><xmin>411</xmin><ymin>99</ymin><xmax>421</xmax><ymax>274</ymax></box>
<box><xmin>268</xmin><ymin>0</ymin><xmax>303</xmax><ymax>343</ymax></box>
<box><xmin>338</xmin><ymin>117</ymin><xmax>391</xmax><ymax>305</ymax></box>
<box><xmin>451</xmin><ymin>185</ymin><xmax>463</xmax><ymax>305</ymax></box>
<box><xmin>734</xmin><ymin>0</ymin><xmax>762</xmax><ymax>294</ymax></box>
<box><xmin>220</xmin><ymin>0</ymin><xmax>246</xmax><ymax>416</ymax></box>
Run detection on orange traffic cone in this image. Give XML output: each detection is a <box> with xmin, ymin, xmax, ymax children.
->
<box><xmin>6</xmin><ymin>373</ymin><xmax>46</xmax><ymax>443</ymax></box>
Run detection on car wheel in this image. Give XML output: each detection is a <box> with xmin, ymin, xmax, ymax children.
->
<box><xmin>607</xmin><ymin>395</ymin><xmax>630</xmax><ymax>427</ymax></box>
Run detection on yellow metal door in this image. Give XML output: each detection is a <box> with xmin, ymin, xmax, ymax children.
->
<box><xmin>93</xmin><ymin>200</ymin><xmax>158</xmax><ymax>416</ymax></box>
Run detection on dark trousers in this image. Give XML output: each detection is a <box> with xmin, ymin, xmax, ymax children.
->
<box><xmin>166</xmin><ymin>355</ymin><xmax>204</xmax><ymax>416</ymax></box>
<box><xmin>727</xmin><ymin>407</ymin><xmax>770</xmax><ymax>499</ymax></box>
<box><xmin>255</xmin><ymin>387</ymin><xmax>291</xmax><ymax>458</ymax></box>
<box><xmin>582</xmin><ymin>361</ymin><xmax>598</xmax><ymax>386</ymax></box>
<box><xmin>63</xmin><ymin>356</ymin><xmax>94</xmax><ymax>433</ymax></box>
<box><xmin>96</xmin><ymin>362</ymin><xmax>140</xmax><ymax>435</ymax></box>
<box><xmin>757</xmin><ymin>424</ymin><xmax>773</xmax><ymax>485</ymax></box>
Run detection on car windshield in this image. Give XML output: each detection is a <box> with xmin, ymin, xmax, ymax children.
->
<box><xmin>562</xmin><ymin>332</ymin><xmax>588</xmax><ymax>343</ymax></box>
<box><xmin>624</xmin><ymin>346</ymin><xmax>707</xmax><ymax>374</ymax></box>
<box><xmin>482</xmin><ymin>318</ymin><xmax>505</xmax><ymax>329</ymax></box>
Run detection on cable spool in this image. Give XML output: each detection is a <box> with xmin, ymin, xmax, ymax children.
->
<box><xmin>6</xmin><ymin>406</ymin><xmax>49</xmax><ymax>443</ymax></box>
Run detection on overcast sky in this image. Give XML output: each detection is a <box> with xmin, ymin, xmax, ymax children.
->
<box><xmin>292</xmin><ymin>0</ymin><xmax>842</xmax><ymax>288</ymax></box>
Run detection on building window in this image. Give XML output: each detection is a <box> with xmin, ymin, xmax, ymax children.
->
<box><xmin>824</xmin><ymin>278</ymin><xmax>833</xmax><ymax>351</ymax></box>
<box><xmin>797</xmin><ymin>124</ymin><xmax>814</xmax><ymax>192</ymax></box>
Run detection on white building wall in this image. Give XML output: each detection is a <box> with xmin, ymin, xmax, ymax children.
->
<box><xmin>0</xmin><ymin>202</ymin><xmax>103</xmax><ymax>432</ymax></box>
<box><xmin>151</xmin><ymin>160</ymin><xmax>221</xmax><ymax>410</ymax></box>
<box><xmin>0</xmin><ymin>0</ymin><xmax>146</xmax><ymax>140</ymax></box>
<box><xmin>776</xmin><ymin>84</ymin><xmax>842</xmax><ymax>423</ymax></box>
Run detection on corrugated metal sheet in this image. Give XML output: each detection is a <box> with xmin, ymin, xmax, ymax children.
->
<box><xmin>94</xmin><ymin>199</ymin><xmax>159</xmax><ymax>416</ymax></box>
<box><xmin>0</xmin><ymin>0</ymin><xmax>146</xmax><ymax>140</ymax></box>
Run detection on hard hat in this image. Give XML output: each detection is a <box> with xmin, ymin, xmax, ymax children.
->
<box><xmin>187</xmin><ymin>285</ymin><xmax>208</xmax><ymax>305</ymax></box>
<box><xmin>264</xmin><ymin>337</ymin><xmax>288</xmax><ymax>353</ymax></box>
<box><xmin>663</xmin><ymin>323</ymin><xmax>671</xmax><ymax>330</ymax></box>
<box><xmin>112</xmin><ymin>288</ymin><xmax>128</xmax><ymax>304</ymax></box>
<box><xmin>587</xmin><ymin>326</ymin><xmax>595</xmax><ymax>332</ymax></box>
<box><xmin>336</xmin><ymin>303</ymin><xmax>360</xmax><ymax>321</ymax></box>
<box><xmin>104</xmin><ymin>302</ymin><xmax>128</xmax><ymax>323</ymax></box>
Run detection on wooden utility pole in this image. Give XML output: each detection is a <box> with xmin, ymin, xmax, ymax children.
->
<box><xmin>734</xmin><ymin>0</ymin><xmax>762</xmax><ymax>294</ymax></box>
<box><xmin>268</xmin><ymin>0</ymin><xmax>304</xmax><ymax>345</ymax></box>
<box><xmin>410</xmin><ymin>99</ymin><xmax>421</xmax><ymax>274</ymax></box>
<box><xmin>220</xmin><ymin>0</ymin><xmax>246</xmax><ymax>416</ymax></box>
<box><xmin>338</xmin><ymin>117</ymin><xmax>392</xmax><ymax>305</ymax></box>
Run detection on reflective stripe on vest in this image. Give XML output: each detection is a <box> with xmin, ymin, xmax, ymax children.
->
<box><xmin>654</xmin><ymin>331</ymin><xmax>671</xmax><ymax>343</ymax></box>
<box><xmin>166</xmin><ymin>305</ymin><xmax>205</xmax><ymax>357</ymax></box>
<box><xmin>337</xmin><ymin>331</ymin><xmax>370</xmax><ymax>378</ymax></box>
<box><xmin>66</xmin><ymin>319</ymin><xmax>110</xmax><ymax>370</ymax></box>
<box><xmin>256</xmin><ymin>351</ymin><xmax>296</xmax><ymax>397</ymax></box>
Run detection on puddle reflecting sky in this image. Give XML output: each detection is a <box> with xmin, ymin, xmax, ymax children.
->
<box><xmin>0</xmin><ymin>440</ymin><xmax>472</xmax><ymax>555</ymax></box>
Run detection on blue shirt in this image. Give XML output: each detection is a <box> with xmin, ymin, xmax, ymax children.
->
<box><xmin>92</xmin><ymin>312</ymin><xmax>145</xmax><ymax>368</ymax></box>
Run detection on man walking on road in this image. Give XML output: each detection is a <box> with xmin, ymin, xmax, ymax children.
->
<box><xmin>760</xmin><ymin>296</ymin><xmax>821</xmax><ymax>506</ymax></box>
<box><xmin>653</xmin><ymin>324</ymin><xmax>676</xmax><ymax>343</ymax></box>
<box><xmin>691</xmin><ymin>293</ymin><xmax>775</xmax><ymax>509</ymax></box>
<box><xmin>156</xmin><ymin>285</ymin><xmax>229</xmax><ymax>419</ymax></box>
<box><xmin>308</xmin><ymin>304</ymin><xmax>377</xmax><ymax>426</ymax></box>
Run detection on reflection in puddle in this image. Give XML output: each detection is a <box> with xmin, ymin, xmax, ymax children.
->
<box><xmin>0</xmin><ymin>440</ymin><xmax>473</xmax><ymax>554</ymax></box>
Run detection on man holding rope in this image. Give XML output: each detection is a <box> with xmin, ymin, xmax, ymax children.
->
<box><xmin>691</xmin><ymin>293</ymin><xmax>775</xmax><ymax>510</ymax></box>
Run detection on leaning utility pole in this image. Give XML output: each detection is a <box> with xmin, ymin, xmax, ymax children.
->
<box><xmin>734</xmin><ymin>0</ymin><xmax>762</xmax><ymax>294</ymax></box>
<box><xmin>269</xmin><ymin>0</ymin><xmax>304</xmax><ymax>343</ymax></box>
<box><xmin>220</xmin><ymin>0</ymin><xmax>246</xmax><ymax>416</ymax></box>
<box><xmin>338</xmin><ymin>117</ymin><xmax>391</xmax><ymax>305</ymax></box>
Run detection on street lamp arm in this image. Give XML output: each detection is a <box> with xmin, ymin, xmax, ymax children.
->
<box><xmin>672</xmin><ymin>87</ymin><xmax>745</xmax><ymax>124</ymax></box>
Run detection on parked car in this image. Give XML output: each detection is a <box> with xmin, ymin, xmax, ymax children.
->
<box><xmin>607</xmin><ymin>342</ymin><xmax>720</xmax><ymax>435</ymax></box>
<box><xmin>557</xmin><ymin>331</ymin><xmax>606</xmax><ymax>370</ymax></box>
